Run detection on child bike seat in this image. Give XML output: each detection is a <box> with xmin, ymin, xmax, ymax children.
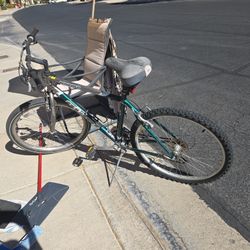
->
<box><xmin>105</xmin><ymin>57</ymin><xmax>152</xmax><ymax>87</ymax></box>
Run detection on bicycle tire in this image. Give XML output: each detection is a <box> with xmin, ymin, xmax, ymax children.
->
<box><xmin>6</xmin><ymin>98</ymin><xmax>90</xmax><ymax>154</ymax></box>
<box><xmin>130</xmin><ymin>108</ymin><xmax>232</xmax><ymax>184</ymax></box>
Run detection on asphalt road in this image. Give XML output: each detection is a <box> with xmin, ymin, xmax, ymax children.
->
<box><xmin>11</xmin><ymin>0</ymin><xmax>250</xmax><ymax>241</ymax></box>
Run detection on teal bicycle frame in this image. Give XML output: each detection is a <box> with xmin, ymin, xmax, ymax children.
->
<box><xmin>54</xmin><ymin>85</ymin><xmax>175</xmax><ymax>159</ymax></box>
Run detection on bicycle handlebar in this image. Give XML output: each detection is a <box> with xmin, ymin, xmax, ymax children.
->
<box><xmin>23</xmin><ymin>28</ymin><xmax>49</xmax><ymax>72</ymax></box>
<box><xmin>20</xmin><ymin>28</ymin><xmax>50</xmax><ymax>92</ymax></box>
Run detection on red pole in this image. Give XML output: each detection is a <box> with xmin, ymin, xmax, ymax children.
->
<box><xmin>37</xmin><ymin>123</ymin><xmax>43</xmax><ymax>193</ymax></box>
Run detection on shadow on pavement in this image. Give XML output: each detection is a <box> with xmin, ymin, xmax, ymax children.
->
<box><xmin>97</xmin><ymin>150</ymin><xmax>166</xmax><ymax>183</ymax></box>
<box><xmin>5</xmin><ymin>141</ymin><xmax>37</xmax><ymax>156</ymax></box>
<box><xmin>8</xmin><ymin>76</ymin><xmax>42</xmax><ymax>98</ymax></box>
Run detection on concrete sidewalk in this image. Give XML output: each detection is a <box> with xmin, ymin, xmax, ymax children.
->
<box><xmin>0</xmin><ymin>10</ymin><xmax>171</xmax><ymax>250</ymax></box>
<box><xmin>0</xmin><ymin>7</ymin><xmax>249</xmax><ymax>250</ymax></box>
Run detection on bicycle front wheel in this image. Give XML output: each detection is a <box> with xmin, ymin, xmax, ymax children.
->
<box><xmin>6</xmin><ymin>98</ymin><xmax>90</xmax><ymax>154</ymax></box>
<box><xmin>130</xmin><ymin>108</ymin><xmax>232</xmax><ymax>184</ymax></box>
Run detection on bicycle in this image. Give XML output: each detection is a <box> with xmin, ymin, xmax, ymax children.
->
<box><xmin>6</xmin><ymin>29</ymin><xmax>232</xmax><ymax>184</ymax></box>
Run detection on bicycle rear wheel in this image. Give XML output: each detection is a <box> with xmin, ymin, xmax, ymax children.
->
<box><xmin>6</xmin><ymin>98</ymin><xmax>90</xmax><ymax>154</ymax></box>
<box><xmin>130</xmin><ymin>108</ymin><xmax>232</xmax><ymax>184</ymax></box>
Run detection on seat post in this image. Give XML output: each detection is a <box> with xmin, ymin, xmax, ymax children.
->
<box><xmin>122</xmin><ymin>87</ymin><xmax>131</xmax><ymax>97</ymax></box>
<box><xmin>116</xmin><ymin>101</ymin><xmax>127</xmax><ymax>141</ymax></box>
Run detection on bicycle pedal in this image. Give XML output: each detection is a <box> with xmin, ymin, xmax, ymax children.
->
<box><xmin>72</xmin><ymin>157</ymin><xmax>83</xmax><ymax>167</ymax></box>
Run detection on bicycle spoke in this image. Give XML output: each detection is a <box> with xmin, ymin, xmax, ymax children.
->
<box><xmin>181</xmin><ymin>153</ymin><xmax>215</xmax><ymax>170</ymax></box>
<box><xmin>183</xmin><ymin>160</ymin><xmax>209</xmax><ymax>175</ymax></box>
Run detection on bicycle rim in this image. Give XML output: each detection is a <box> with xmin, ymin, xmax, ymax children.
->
<box><xmin>9</xmin><ymin>100</ymin><xmax>89</xmax><ymax>154</ymax></box>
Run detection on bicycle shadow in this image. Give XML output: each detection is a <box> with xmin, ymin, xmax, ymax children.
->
<box><xmin>94</xmin><ymin>149</ymin><xmax>165</xmax><ymax>183</ymax></box>
<box><xmin>5</xmin><ymin>141</ymin><xmax>90</xmax><ymax>157</ymax></box>
<box><xmin>8</xmin><ymin>76</ymin><xmax>42</xmax><ymax>98</ymax></box>
<box><xmin>5</xmin><ymin>141</ymin><xmax>38</xmax><ymax>156</ymax></box>
<box><xmin>86</xmin><ymin>147</ymin><xmax>191</xmax><ymax>184</ymax></box>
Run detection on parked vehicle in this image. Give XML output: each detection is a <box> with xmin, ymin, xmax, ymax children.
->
<box><xmin>49</xmin><ymin>0</ymin><xmax>67</xmax><ymax>3</ymax></box>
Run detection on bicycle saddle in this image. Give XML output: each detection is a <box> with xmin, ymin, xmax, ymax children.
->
<box><xmin>105</xmin><ymin>57</ymin><xmax>152</xmax><ymax>88</ymax></box>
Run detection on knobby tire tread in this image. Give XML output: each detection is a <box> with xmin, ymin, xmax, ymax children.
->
<box><xmin>130</xmin><ymin>108</ymin><xmax>232</xmax><ymax>184</ymax></box>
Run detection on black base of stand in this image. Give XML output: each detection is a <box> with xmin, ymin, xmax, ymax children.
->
<box><xmin>13</xmin><ymin>182</ymin><xmax>69</xmax><ymax>229</ymax></box>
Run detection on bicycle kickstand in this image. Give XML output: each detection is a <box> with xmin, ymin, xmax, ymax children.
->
<box><xmin>109</xmin><ymin>149</ymin><xmax>126</xmax><ymax>186</ymax></box>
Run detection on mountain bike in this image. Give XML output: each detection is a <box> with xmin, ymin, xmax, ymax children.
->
<box><xmin>6</xmin><ymin>29</ymin><xmax>232</xmax><ymax>184</ymax></box>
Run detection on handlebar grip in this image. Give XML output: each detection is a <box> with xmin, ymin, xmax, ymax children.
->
<box><xmin>30</xmin><ymin>28</ymin><xmax>39</xmax><ymax>37</ymax></box>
